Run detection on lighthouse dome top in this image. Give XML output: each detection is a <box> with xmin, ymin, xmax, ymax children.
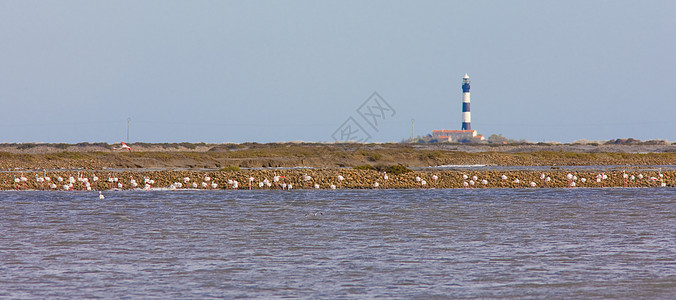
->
<box><xmin>463</xmin><ymin>73</ymin><xmax>469</xmax><ymax>79</ymax></box>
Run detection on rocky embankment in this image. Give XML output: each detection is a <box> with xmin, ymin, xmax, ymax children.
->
<box><xmin>1</xmin><ymin>169</ymin><xmax>672</xmax><ymax>190</ymax></box>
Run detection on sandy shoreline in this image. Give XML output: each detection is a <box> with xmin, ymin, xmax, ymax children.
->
<box><xmin>1</xmin><ymin>143</ymin><xmax>675</xmax><ymax>171</ymax></box>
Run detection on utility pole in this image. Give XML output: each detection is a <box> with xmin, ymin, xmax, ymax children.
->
<box><xmin>126</xmin><ymin>118</ymin><xmax>131</xmax><ymax>144</ymax></box>
<box><xmin>411</xmin><ymin>118</ymin><xmax>415</xmax><ymax>142</ymax></box>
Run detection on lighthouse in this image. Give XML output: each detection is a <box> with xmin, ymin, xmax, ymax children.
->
<box><xmin>429</xmin><ymin>72</ymin><xmax>484</xmax><ymax>143</ymax></box>
<box><xmin>461</xmin><ymin>73</ymin><xmax>471</xmax><ymax>130</ymax></box>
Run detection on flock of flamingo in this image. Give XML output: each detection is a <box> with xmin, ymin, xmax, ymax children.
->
<box><xmin>7</xmin><ymin>168</ymin><xmax>668</xmax><ymax>193</ymax></box>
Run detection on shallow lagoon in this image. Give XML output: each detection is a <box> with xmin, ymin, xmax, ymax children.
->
<box><xmin>1</xmin><ymin>188</ymin><xmax>675</xmax><ymax>298</ymax></box>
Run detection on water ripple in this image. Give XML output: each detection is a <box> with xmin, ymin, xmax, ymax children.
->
<box><xmin>0</xmin><ymin>188</ymin><xmax>674</xmax><ymax>298</ymax></box>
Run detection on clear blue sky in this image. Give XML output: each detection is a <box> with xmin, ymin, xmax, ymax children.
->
<box><xmin>1</xmin><ymin>1</ymin><xmax>674</xmax><ymax>143</ymax></box>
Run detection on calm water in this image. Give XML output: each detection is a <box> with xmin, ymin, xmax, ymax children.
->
<box><xmin>1</xmin><ymin>188</ymin><xmax>675</xmax><ymax>299</ymax></box>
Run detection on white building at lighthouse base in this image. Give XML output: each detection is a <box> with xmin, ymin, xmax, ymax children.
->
<box><xmin>432</xmin><ymin>129</ymin><xmax>485</xmax><ymax>143</ymax></box>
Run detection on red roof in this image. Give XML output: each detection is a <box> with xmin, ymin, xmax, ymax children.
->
<box><xmin>432</xmin><ymin>129</ymin><xmax>475</xmax><ymax>133</ymax></box>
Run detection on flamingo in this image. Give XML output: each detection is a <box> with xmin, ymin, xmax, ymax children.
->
<box><xmin>20</xmin><ymin>174</ymin><xmax>28</xmax><ymax>189</ymax></box>
<box><xmin>330</xmin><ymin>184</ymin><xmax>336</xmax><ymax>190</ymax></box>
<box><xmin>314</xmin><ymin>183</ymin><xmax>320</xmax><ymax>189</ymax></box>
<box><xmin>304</xmin><ymin>174</ymin><xmax>312</xmax><ymax>189</ymax></box>
<box><xmin>468</xmin><ymin>180</ymin><xmax>474</xmax><ymax>188</ymax></box>
<box><xmin>249</xmin><ymin>177</ymin><xmax>254</xmax><ymax>190</ymax></box>
<box><xmin>99</xmin><ymin>191</ymin><xmax>105</xmax><ymax>200</ymax></box>
<box><xmin>120</xmin><ymin>141</ymin><xmax>132</xmax><ymax>152</ymax></box>
<box><xmin>36</xmin><ymin>175</ymin><xmax>45</xmax><ymax>190</ymax></box>
<box><xmin>432</xmin><ymin>175</ymin><xmax>438</xmax><ymax>188</ymax></box>
<box><xmin>462</xmin><ymin>181</ymin><xmax>469</xmax><ymax>188</ymax></box>
<box><xmin>383</xmin><ymin>172</ymin><xmax>389</xmax><ymax>188</ymax></box>
<box><xmin>421</xmin><ymin>180</ymin><xmax>427</xmax><ymax>188</ymax></box>
<box><xmin>211</xmin><ymin>183</ymin><xmax>218</xmax><ymax>189</ymax></box>
<box><xmin>337</xmin><ymin>175</ymin><xmax>344</xmax><ymax>188</ymax></box>
<box><xmin>530</xmin><ymin>181</ymin><xmax>537</xmax><ymax>187</ymax></box>
<box><xmin>68</xmin><ymin>176</ymin><xmax>76</xmax><ymax>190</ymax></box>
<box><xmin>373</xmin><ymin>182</ymin><xmax>379</xmax><ymax>189</ymax></box>
<box><xmin>481</xmin><ymin>179</ymin><xmax>488</xmax><ymax>186</ymax></box>
<box><xmin>273</xmin><ymin>175</ymin><xmax>280</xmax><ymax>188</ymax></box>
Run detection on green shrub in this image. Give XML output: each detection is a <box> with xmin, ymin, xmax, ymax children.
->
<box><xmin>384</xmin><ymin>164</ymin><xmax>411</xmax><ymax>175</ymax></box>
<box><xmin>219</xmin><ymin>166</ymin><xmax>241</xmax><ymax>172</ymax></box>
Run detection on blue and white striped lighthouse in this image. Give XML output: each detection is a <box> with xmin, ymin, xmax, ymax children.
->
<box><xmin>461</xmin><ymin>73</ymin><xmax>471</xmax><ymax>130</ymax></box>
